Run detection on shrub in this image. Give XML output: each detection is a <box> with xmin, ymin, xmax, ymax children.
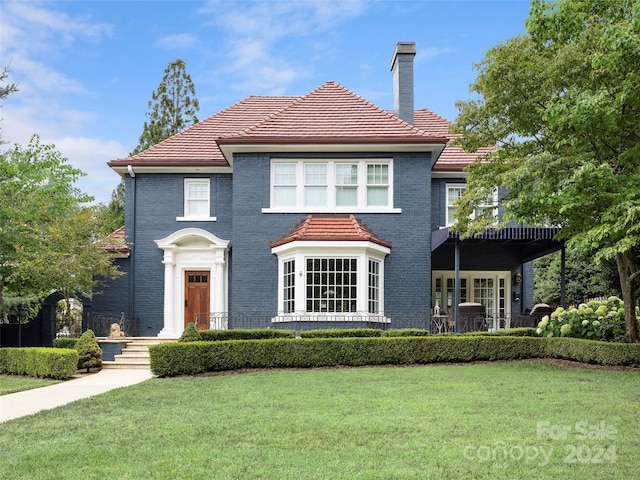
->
<box><xmin>463</xmin><ymin>328</ymin><xmax>538</xmax><ymax>337</ymax></box>
<box><xmin>299</xmin><ymin>328</ymin><xmax>383</xmax><ymax>338</ymax></box>
<box><xmin>382</xmin><ymin>329</ymin><xmax>430</xmax><ymax>337</ymax></box>
<box><xmin>178</xmin><ymin>323</ymin><xmax>202</xmax><ymax>342</ymax></box>
<box><xmin>52</xmin><ymin>338</ymin><xmax>78</xmax><ymax>349</ymax></box>
<box><xmin>76</xmin><ymin>329</ymin><xmax>102</xmax><ymax>372</ymax></box>
<box><xmin>537</xmin><ymin>297</ymin><xmax>640</xmax><ymax>342</ymax></box>
<box><xmin>0</xmin><ymin>347</ymin><xmax>78</xmax><ymax>379</ymax></box>
<box><xmin>199</xmin><ymin>329</ymin><xmax>296</xmax><ymax>341</ymax></box>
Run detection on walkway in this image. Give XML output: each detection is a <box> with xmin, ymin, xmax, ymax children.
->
<box><xmin>0</xmin><ymin>368</ymin><xmax>153</xmax><ymax>423</ymax></box>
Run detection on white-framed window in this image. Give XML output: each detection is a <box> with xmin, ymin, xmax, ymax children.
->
<box><xmin>445</xmin><ymin>184</ymin><xmax>498</xmax><ymax>227</ymax></box>
<box><xmin>272</xmin><ymin>241</ymin><xmax>390</xmax><ymax>321</ymax></box>
<box><xmin>177</xmin><ymin>178</ymin><xmax>216</xmax><ymax>221</ymax></box>
<box><xmin>432</xmin><ymin>271</ymin><xmax>509</xmax><ymax>318</ymax></box>
<box><xmin>265</xmin><ymin>159</ymin><xmax>400</xmax><ymax>213</ymax></box>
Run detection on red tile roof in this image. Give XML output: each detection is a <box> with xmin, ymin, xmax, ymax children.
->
<box><xmin>108</xmin><ymin>83</ymin><xmax>489</xmax><ymax>172</ymax></box>
<box><xmin>219</xmin><ymin>82</ymin><xmax>447</xmax><ymax>146</ymax></box>
<box><xmin>413</xmin><ymin>109</ymin><xmax>494</xmax><ymax>171</ymax></box>
<box><xmin>108</xmin><ymin>96</ymin><xmax>298</xmax><ymax>168</ymax></box>
<box><xmin>103</xmin><ymin>226</ymin><xmax>130</xmax><ymax>255</ymax></box>
<box><xmin>270</xmin><ymin>215</ymin><xmax>391</xmax><ymax>249</ymax></box>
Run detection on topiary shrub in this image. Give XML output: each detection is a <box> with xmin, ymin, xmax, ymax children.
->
<box><xmin>76</xmin><ymin>329</ymin><xmax>102</xmax><ymax>372</ymax></box>
<box><xmin>179</xmin><ymin>323</ymin><xmax>202</xmax><ymax>342</ymax></box>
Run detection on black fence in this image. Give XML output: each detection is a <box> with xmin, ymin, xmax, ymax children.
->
<box><xmin>85</xmin><ymin>312</ymin><xmax>139</xmax><ymax>337</ymax></box>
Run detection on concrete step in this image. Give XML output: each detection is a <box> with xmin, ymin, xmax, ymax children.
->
<box><xmin>102</xmin><ymin>361</ymin><xmax>151</xmax><ymax>369</ymax></box>
<box><xmin>102</xmin><ymin>337</ymin><xmax>177</xmax><ymax>369</ymax></box>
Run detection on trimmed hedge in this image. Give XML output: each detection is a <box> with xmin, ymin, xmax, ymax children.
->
<box><xmin>462</xmin><ymin>328</ymin><xmax>538</xmax><ymax>337</ymax></box>
<box><xmin>0</xmin><ymin>347</ymin><xmax>78</xmax><ymax>379</ymax></box>
<box><xmin>199</xmin><ymin>328</ymin><xmax>296</xmax><ymax>341</ymax></box>
<box><xmin>52</xmin><ymin>338</ymin><xmax>79</xmax><ymax>349</ymax></box>
<box><xmin>299</xmin><ymin>328</ymin><xmax>383</xmax><ymax>338</ymax></box>
<box><xmin>149</xmin><ymin>335</ymin><xmax>640</xmax><ymax>377</ymax></box>
<box><xmin>382</xmin><ymin>329</ymin><xmax>430</xmax><ymax>337</ymax></box>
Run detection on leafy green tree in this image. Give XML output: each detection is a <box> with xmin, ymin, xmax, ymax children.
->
<box><xmin>130</xmin><ymin>58</ymin><xmax>200</xmax><ymax>155</ymax></box>
<box><xmin>451</xmin><ymin>0</ymin><xmax>640</xmax><ymax>342</ymax></box>
<box><xmin>76</xmin><ymin>329</ymin><xmax>102</xmax><ymax>372</ymax></box>
<box><xmin>534</xmin><ymin>249</ymin><xmax>608</xmax><ymax>305</ymax></box>
<box><xmin>1</xmin><ymin>65</ymin><xmax>19</xmax><ymax>144</ymax></box>
<box><xmin>17</xmin><ymin>205</ymin><xmax>123</xmax><ymax>323</ymax></box>
<box><xmin>96</xmin><ymin>180</ymin><xmax>125</xmax><ymax>234</ymax></box>
<box><xmin>0</xmin><ymin>136</ymin><xmax>90</xmax><ymax>311</ymax></box>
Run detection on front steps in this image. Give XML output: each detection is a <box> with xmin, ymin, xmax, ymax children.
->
<box><xmin>102</xmin><ymin>337</ymin><xmax>177</xmax><ymax>369</ymax></box>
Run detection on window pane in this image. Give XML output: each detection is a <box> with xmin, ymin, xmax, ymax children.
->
<box><xmin>187</xmin><ymin>199</ymin><xmax>208</xmax><ymax>216</ymax></box>
<box><xmin>336</xmin><ymin>164</ymin><xmax>358</xmax><ymax>185</ymax></box>
<box><xmin>274</xmin><ymin>164</ymin><xmax>296</xmax><ymax>185</ymax></box>
<box><xmin>367</xmin><ymin>164</ymin><xmax>388</xmax><ymax>184</ymax></box>
<box><xmin>367</xmin><ymin>187</ymin><xmax>388</xmax><ymax>206</ymax></box>
<box><xmin>305</xmin><ymin>186</ymin><xmax>327</xmax><ymax>206</ymax></box>
<box><xmin>283</xmin><ymin>260</ymin><xmax>295</xmax><ymax>314</ymax></box>
<box><xmin>336</xmin><ymin>187</ymin><xmax>357</xmax><ymax>206</ymax></box>
<box><xmin>305</xmin><ymin>164</ymin><xmax>327</xmax><ymax>185</ymax></box>
<box><xmin>274</xmin><ymin>186</ymin><xmax>296</xmax><ymax>207</ymax></box>
<box><xmin>186</xmin><ymin>181</ymin><xmax>209</xmax><ymax>216</ymax></box>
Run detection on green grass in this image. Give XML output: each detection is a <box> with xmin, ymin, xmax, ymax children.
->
<box><xmin>1</xmin><ymin>361</ymin><xmax>638</xmax><ymax>479</ymax></box>
<box><xmin>0</xmin><ymin>374</ymin><xmax>60</xmax><ymax>395</ymax></box>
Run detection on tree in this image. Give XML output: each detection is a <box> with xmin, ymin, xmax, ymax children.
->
<box><xmin>451</xmin><ymin>0</ymin><xmax>640</xmax><ymax>342</ymax></box>
<box><xmin>1</xmin><ymin>65</ymin><xmax>19</xmax><ymax>144</ymax></box>
<box><xmin>16</xmin><ymin>204</ymin><xmax>123</xmax><ymax>322</ymax></box>
<box><xmin>0</xmin><ymin>136</ymin><xmax>121</xmax><ymax>316</ymax></box>
<box><xmin>96</xmin><ymin>180</ymin><xmax>125</xmax><ymax>234</ymax></box>
<box><xmin>76</xmin><ymin>329</ymin><xmax>102</xmax><ymax>372</ymax></box>
<box><xmin>130</xmin><ymin>58</ymin><xmax>200</xmax><ymax>155</ymax></box>
<box><xmin>534</xmin><ymin>249</ymin><xmax>608</xmax><ymax>305</ymax></box>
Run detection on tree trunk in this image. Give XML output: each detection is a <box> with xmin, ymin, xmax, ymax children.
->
<box><xmin>616</xmin><ymin>250</ymin><xmax>640</xmax><ymax>343</ymax></box>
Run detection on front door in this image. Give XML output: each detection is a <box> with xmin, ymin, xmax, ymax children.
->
<box><xmin>185</xmin><ymin>271</ymin><xmax>210</xmax><ymax>330</ymax></box>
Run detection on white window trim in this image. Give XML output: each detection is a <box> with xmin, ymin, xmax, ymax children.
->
<box><xmin>444</xmin><ymin>184</ymin><xmax>498</xmax><ymax>228</ymax></box>
<box><xmin>263</xmin><ymin>159</ymin><xmax>401</xmax><ymax>214</ymax></box>
<box><xmin>177</xmin><ymin>178</ymin><xmax>217</xmax><ymax>222</ymax></box>
<box><xmin>271</xmin><ymin>241</ymin><xmax>390</xmax><ymax>322</ymax></box>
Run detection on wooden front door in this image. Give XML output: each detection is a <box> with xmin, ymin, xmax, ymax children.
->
<box><xmin>185</xmin><ymin>271</ymin><xmax>210</xmax><ymax>330</ymax></box>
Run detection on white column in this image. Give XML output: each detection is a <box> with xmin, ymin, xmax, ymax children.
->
<box><xmin>158</xmin><ymin>247</ymin><xmax>177</xmax><ymax>338</ymax></box>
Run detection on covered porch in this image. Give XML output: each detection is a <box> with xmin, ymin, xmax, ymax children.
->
<box><xmin>430</xmin><ymin>226</ymin><xmax>565</xmax><ymax>332</ymax></box>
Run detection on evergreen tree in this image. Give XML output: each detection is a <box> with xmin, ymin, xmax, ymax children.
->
<box><xmin>130</xmin><ymin>59</ymin><xmax>200</xmax><ymax>156</ymax></box>
<box><xmin>76</xmin><ymin>329</ymin><xmax>102</xmax><ymax>372</ymax></box>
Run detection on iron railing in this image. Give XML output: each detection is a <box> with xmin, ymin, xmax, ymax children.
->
<box><xmin>85</xmin><ymin>312</ymin><xmax>139</xmax><ymax>337</ymax></box>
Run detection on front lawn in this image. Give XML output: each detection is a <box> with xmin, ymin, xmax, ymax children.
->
<box><xmin>0</xmin><ymin>361</ymin><xmax>638</xmax><ymax>479</ymax></box>
<box><xmin>0</xmin><ymin>375</ymin><xmax>60</xmax><ymax>395</ymax></box>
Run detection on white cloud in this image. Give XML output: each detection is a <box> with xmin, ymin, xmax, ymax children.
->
<box><xmin>417</xmin><ymin>47</ymin><xmax>456</xmax><ymax>63</ymax></box>
<box><xmin>157</xmin><ymin>33</ymin><xmax>198</xmax><ymax>50</ymax></box>
<box><xmin>198</xmin><ymin>0</ymin><xmax>370</xmax><ymax>94</ymax></box>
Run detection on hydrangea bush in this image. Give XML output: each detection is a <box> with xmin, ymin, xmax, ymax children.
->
<box><xmin>537</xmin><ymin>296</ymin><xmax>640</xmax><ymax>343</ymax></box>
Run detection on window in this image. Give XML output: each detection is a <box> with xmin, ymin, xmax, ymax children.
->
<box><xmin>283</xmin><ymin>259</ymin><xmax>296</xmax><ymax>314</ymax></box>
<box><xmin>445</xmin><ymin>185</ymin><xmax>498</xmax><ymax>227</ymax></box>
<box><xmin>178</xmin><ymin>179</ymin><xmax>216</xmax><ymax>221</ymax></box>
<box><xmin>266</xmin><ymin>159</ymin><xmax>399</xmax><ymax>213</ymax></box>
<box><xmin>272</xmin><ymin>242</ymin><xmax>390</xmax><ymax>321</ymax></box>
<box><xmin>432</xmin><ymin>271</ymin><xmax>510</xmax><ymax>319</ymax></box>
<box><xmin>306</xmin><ymin>258</ymin><xmax>357</xmax><ymax>312</ymax></box>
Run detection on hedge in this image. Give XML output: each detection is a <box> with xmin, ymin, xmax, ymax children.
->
<box><xmin>299</xmin><ymin>328</ymin><xmax>383</xmax><ymax>338</ymax></box>
<box><xmin>149</xmin><ymin>335</ymin><xmax>640</xmax><ymax>377</ymax></box>
<box><xmin>53</xmin><ymin>338</ymin><xmax>79</xmax><ymax>349</ymax></box>
<box><xmin>462</xmin><ymin>328</ymin><xmax>538</xmax><ymax>337</ymax></box>
<box><xmin>199</xmin><ymin>328</ymin><xmax>296</xmax><ymax>341</ymax></box>
<box><xmin>0</xmin><ymin>347</ymin><xmax>78</xmax><ymax>379</ymax></box>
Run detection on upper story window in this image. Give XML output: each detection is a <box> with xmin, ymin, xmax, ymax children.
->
<box><xmin>177</xmin><ymin>178</ymin><xmax>216</xmax><ymax>222</ymax></box>
<box><xmin>266</xmin><ymin>159</ymin><xmax>400</xmax><ymax>213</ymax></box>
<box><xmin>445</xmin><ymin>184</ymin><xmax>498</xmax><ymax>227</ymax></box>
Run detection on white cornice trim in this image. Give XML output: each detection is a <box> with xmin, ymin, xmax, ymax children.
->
<box><xmin>110</xmin><ymin>166</ymin><xmax>233</xmax><ymax>177</ymax></box>
<box><xmin>431</xmin><ymin>171</ymin><xmax>469</xmax><ymax>179</ymax></box>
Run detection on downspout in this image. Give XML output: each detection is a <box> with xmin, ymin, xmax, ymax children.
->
<box><xmin>127</xmin><ymin>165</ymin><xmax>136</xmax><ymax>329</ymax></box>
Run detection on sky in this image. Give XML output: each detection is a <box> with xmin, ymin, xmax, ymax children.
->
<box><xmin>0</xmin><ymin>0</ymin><xmax>532</xmax><ymax>205</ymax></box>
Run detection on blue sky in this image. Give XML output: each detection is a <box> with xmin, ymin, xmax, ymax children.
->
<box><xmin>0</xmin><ymin>0</ymin><xmax>531</xmax><ymax>205</ymax></box>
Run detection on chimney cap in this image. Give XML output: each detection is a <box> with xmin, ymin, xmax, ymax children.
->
<box><xmin>390</xmin><ymin>42</ymin><xmax>416</xmax><ymax>70</ymax></box>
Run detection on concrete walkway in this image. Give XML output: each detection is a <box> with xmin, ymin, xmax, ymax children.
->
<box><xmin>0</xmin><ymin>368</ymin><xmax>154</xmax><ymax>423</ymax></box>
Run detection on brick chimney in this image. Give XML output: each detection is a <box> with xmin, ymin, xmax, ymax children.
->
<box><xmin>390</xmin><ymin>41</ymin><xmax>416</xmax><ymax>125</ymax></box>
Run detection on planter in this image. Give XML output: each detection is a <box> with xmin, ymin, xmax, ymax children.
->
<box><xmin>99</xmin><ymin>339</ymin><xmax>132</xmax><ymax>361</ymax></box>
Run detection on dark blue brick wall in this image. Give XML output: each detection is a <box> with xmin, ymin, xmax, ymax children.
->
<box><xmin>91</xmin><ymin>257</ymin><xmax>130</xmax><ymax>315</ymax></box>
<box><xmin>230</xmin><ymin>152</ymin><xmax>433</xmax><ymax>329</ymax></box>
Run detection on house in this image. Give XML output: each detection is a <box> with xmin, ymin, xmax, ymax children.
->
<box><xmin>93</xmin><ymin>42</ymin><xmax>563</xmax><ymax>337</ymax></box>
